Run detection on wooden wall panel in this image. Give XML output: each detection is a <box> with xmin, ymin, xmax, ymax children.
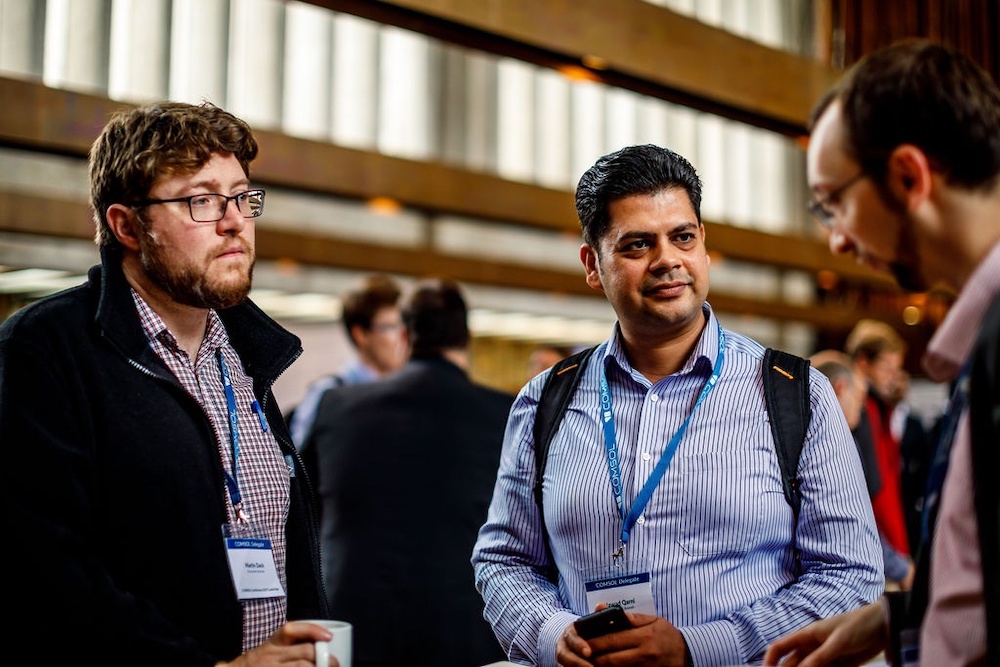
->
<box><xmin>830</xmin><ymin>0</ymin><xmax>999</xmax><ymax>82</ymax></box>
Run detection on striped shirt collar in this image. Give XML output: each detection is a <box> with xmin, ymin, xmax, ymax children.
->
<box><xmin>603</xmin><ymin>302</ymin><xmax>717</xmax><ymax>382</ymax></box>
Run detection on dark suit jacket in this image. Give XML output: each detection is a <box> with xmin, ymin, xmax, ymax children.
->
<box><xmin>897</xmin><ymin>410</ymin><xmax>931</xmax><ymax>560</ymax></box>
<box><xmin>307</xmin><ymin>355</ymin><xmax>515</xmax><ymax>666</ymax></box>
<box><xmin>851</xmin><ymin>410</ymin><xmax>883</xmax><ymax>499</ymax></box>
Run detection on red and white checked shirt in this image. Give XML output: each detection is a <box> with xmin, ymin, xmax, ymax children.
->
<box><xmin>133</xmin><ymin>291</ymin><xmax>290</xmax><ymax>652</ymax></box>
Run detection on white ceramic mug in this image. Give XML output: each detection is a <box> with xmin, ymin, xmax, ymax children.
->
<box><xmin>303</xmin><ymin>620</ymin><xmax>352</xmax><ymax>667</ymax></box>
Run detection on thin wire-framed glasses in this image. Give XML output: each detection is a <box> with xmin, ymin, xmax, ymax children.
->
<box><xmin>807</xmin><ymin>174</ymin><xmax>865</xmax><ymax>227</ymax></box>
<box><xmin>133</xmin><ymin>189</ymin><xmax>266</xmax><ymax>223</ymax></box>
<box><xmin>369</xmin><ymin>321</ymin><xmax>404</xmax><ymax>334</ymax></box>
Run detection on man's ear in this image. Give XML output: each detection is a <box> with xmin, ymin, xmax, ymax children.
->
<box><xmin>701</xmin><ymin>223</ymin><xmax>709</xmax><ymax>266</ymax></box>
<box><xmin>886</xmin><ymin>145</ymin><xmax>933</xmax><ymax>210</ymax></box>
<box><xmin>106</xmin><ymin>204</ymin><xmax>142</xmax><ymax>251</ymax></box>
<box><xmin>348</xmin><ymin>323</ymin><xmax>368</xmax><ymax>349</ymax></box>
<box><xmin>580</xmin><ymin>244</ymin><xmax>603</xmax><ymax>291</ymax></box>
<box><xmin>853</xmin><ymin>356</ymin><xmax>873</xmax><ymax>379</ymax></box>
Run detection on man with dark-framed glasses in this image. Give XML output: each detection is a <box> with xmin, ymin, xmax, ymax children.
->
<box><xmin>134</xmin><ymin>189</ymin><xmax>266</xmax><ymax>222</ymax></box>
<box><xmin>1</xmin><ymin>101</ymin><xmax>340</xmax><ymax>665</ymax></box>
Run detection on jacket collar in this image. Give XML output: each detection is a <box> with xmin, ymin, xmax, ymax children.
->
<box><xmin>92</xmin><ymin>244</ymin><xmax>301</xmax><ymax>387</ymax></box>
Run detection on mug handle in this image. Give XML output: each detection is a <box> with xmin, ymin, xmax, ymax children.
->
<box><xmin>315</xmin><ymin>640</ymin><xmax>329</xmax><ymax>667</ymax></box>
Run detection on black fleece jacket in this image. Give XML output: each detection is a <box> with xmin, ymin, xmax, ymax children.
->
<box><xmin>0</xmin><ymin>246</ymin><xmax>328</xmax><ymax>665</ymax></box>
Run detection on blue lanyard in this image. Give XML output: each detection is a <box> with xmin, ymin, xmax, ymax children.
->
<box><xmin>217</xmin><ymin>350</ymin><xmax>246</xmax><ymax>521</ymax></box>
<box><xmin>919</xmin><ymin>360</ymin><xmax>971</xmax><ymax>546</ymax></box>
<box><xmin>600</xmin><ymin>322</ymin><xmax>725</xmax><ymax>546</ymax></box>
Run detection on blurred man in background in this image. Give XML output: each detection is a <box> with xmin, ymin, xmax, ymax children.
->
<box><xmin>307</xmin><ymin>278</ymin><xmax>514</xmax><ymax>667</ymax></box>
<box><xmin>845</xmin><ymin>321</ymin><xmax>917</xmax><ymax>587</ymax></box>
<box><xmin>811</xmin><ymin>349</ymin><xmax>914</xmax><ymax>591</ymax></box>
<box><xmin>288</xmin><ymin>272</ymin><xmax>408</xmax><ymax>447</ymax></box>
<box><xmin>525</xmin><ymin>342</ymin><xmax>573</xmax><ymax>380</ymax></box>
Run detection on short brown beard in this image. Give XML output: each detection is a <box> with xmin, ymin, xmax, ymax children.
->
<box><xmin>139</xmin><ymin>231</ymin><xmax>254</xmax><ymax>310</ymax></box>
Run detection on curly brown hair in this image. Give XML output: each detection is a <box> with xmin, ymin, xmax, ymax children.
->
<box><xmin>88</xmin><ymin>101</ymin><xmax>258</xmax><ymax>247</ymax></box>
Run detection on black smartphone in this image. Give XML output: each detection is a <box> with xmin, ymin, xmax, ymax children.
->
<box><xmin>573</xmin><ymin>606</ymin><xmax>631</xmax><ymax>639</ymax></box>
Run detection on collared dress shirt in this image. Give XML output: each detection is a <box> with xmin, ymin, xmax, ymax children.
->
<box><xmin>472</xmin><ymin>305</ymin><xmax>883</xmax><ymax>667</ymax></box>
<box><xmin>919</xmin><ymin>239</ymin><xmax>1000</xmax><ymax>666</ymax></box>
<box><xmin>135</xmin><ymin>292</ymin><xmax>290</xmax><ymax>652</ymax></box>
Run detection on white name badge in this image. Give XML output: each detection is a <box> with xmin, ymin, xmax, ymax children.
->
<box><xmin>584</xmin><ymin>571</ymin><xmax>655</xmax><ymax>615</ymax></box>
<box><xmin>224</xmin><ymin>534</ymin><xmax>285</xmax><ymax>600</ymax></box>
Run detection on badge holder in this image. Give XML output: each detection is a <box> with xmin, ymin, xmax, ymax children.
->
<box><xmin>582</xmin><ymin>544</ymin><xmax>655</xmax><ymax>615</ymax></box>
<box><xmin>222</xmin><ymin>521</ymin><xmax>285</xmax><ymax>600</ymax></box>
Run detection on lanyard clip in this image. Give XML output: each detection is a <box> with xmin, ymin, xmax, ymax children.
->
<box><xmin>611</xmin><ymin>543</ymin><xmax>625</xmax><ymax>568</ymax></box>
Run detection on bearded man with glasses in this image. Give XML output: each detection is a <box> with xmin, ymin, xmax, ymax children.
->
<box><xmin>767</xmin><ymin>39</ymin><xmax>1000</xmax><ymax>667</ymax></box>
<box><xmin>0</xmin><ymin>102</ymin><xmax>341</xmax><ymax>666</ymax></box>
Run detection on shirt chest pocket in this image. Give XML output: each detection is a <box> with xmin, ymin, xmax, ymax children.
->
<box><xmin>674</xmin><ymin>448</ymin><xmax>789</xmax><ymax>557</ymax></box>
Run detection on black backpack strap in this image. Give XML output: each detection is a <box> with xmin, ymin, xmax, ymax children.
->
<box><xmin>533</xmin><ymin>346</ymin><xmax>598</xmax><ymax>507</ymax></box>
<box><xmin>762</xmin><ymin>347</ymin><xmax>811</xmax><ymax>519</ymax></box>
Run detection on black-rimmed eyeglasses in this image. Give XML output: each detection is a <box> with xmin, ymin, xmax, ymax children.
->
<box><xmin>133</xmin><ymin>189</ymin><xmax>266</xmax><ymax>223</ymax></box>
<box><xmin>807</xmin><ymin>174</ymin><xmax>866</xmax><ymax>227</ymax></box>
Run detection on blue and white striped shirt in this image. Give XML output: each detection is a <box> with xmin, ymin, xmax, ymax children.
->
<box><xmin>472</xmin><ymin>305</ymin><xmax>883</xmax><ymax>666</ymax></box>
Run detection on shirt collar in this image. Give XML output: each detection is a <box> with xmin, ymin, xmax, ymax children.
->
<box><xmin>131</xmin><ymin>288</ymin><xmax>228</xmax><ymax>358</ymax></box>
<box><xmin>202</xmin><ymin>309</ymin><xmax>229</xmax><ymax>353</ymax></box>
<box><xmin>339</xmin><ymin>359</ymin><xmax>381</xmax><ymax>384</ymax></box>
<box><xmin>924</xmin><ymin>239</ymin><xmax>1000</xmax><ymax>382</ymax></box>
<box><xmin>602</xmin><ymin>302</ymin><xmax>717</xmax><ymax>381</ymax></box>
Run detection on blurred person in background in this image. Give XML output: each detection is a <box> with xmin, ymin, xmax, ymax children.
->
<box><xmin>845</xmin><ymin>319</ymin><xmax>912</xmax><ymax>565</ymax></box>
<box><xmin>307</xmin><ymin>278</ymin><xmax>515</xmax><ymax>667</ymax></box>
<box><xmin>288</xmin><ymin>272</ymin><xmax>409</xmax><ymax>449</ymax></box>
<box><xmin>525</xmin><ymin>342</ymin><xmax>574</xmax><ymax>380</ymax></box>
<box><xmin>809</xmin><ymin>349</ymin><xmax>881</xmax><ymax>497</ymax></box>
<box><xmin>811</xmin><ymin>349</ymin><xmax>914</xmax><ymax>591</ymax></box>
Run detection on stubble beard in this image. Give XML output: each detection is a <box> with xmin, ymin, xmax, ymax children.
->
<box><xmin>140</xmin><ymin>233</ymin><xmax>254</xmax><ymax>310</ymax></box>
<box><xmin>875</xmin><ymin>185</ymin><xmax>928</xmax><ymax>293</ymax></box>
<box><xmin>889</xmin><ymin>262</ymin><xmax>926</xmax><ymax>293</ymax></box>
<box><xmin>888</xmin><ymin>220</ymin><xmax>927</xmax><ymax>293</ymax></box>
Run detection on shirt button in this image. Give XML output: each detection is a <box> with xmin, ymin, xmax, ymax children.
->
<box><xmin>637</xmin><ymin>516</ymin><xmax>646</xmax><ymax>525</ymax></box>
<box><xmin>642</xmin><ymin>452</ymin><xmax>652</xmax><ymax>462</ymax></box>
<box><xmin>649</xmin><ymin>394</ymin><xmax>659</xmax><ymax>402</ymax></box>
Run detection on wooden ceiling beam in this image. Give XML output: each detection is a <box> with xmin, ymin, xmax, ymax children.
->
<box><xmin>0</xmin><ymin>76</ymin><xmax>892</xmax><ymax>288</ymax></box>
<box><xmin>307</xmin><ymin>0</ymin><xmax>839</xmax><ymax>136</ymax></box>
<box><xmin>0</xmin><ymin>189</ymin><xmax>898</xmax><ymax>331</ymax></box>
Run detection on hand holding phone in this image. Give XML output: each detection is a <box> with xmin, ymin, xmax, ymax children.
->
<box><xmin>573</xmin><ymin>606</ymin><xmax>631</xmax><ymax>639</ymax></box>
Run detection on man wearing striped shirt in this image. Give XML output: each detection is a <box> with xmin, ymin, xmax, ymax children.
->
<box><xmin>472</xmin><ymin>143</ymin><xmax>883</xmax><ymax>667</ymax></box>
